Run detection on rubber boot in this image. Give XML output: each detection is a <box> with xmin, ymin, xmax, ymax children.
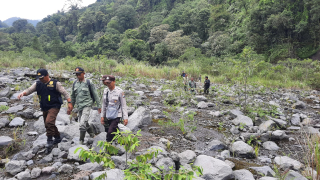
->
<box><xmin>45</xmin><ymin>137</ymin><xmax>54</xmax><ymax>154</ymax></box>
<box><xmin>79</xmin><ymin>131</ymin><xmax>86</xmax><ymax>145</ymax></box>
<box><xmin>87</xmin><ymin>125</ymin><xmax>95</xmax><ymax>138</ymax></box>
<box><xmin>53</xmin><ymin>135</ymin><xmax>62</xmax><ymax>145</ymax></box>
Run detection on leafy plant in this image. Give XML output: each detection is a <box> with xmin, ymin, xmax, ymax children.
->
<box><xmin>0</xmin><ymin>105</ymin><xmax>9</xmax><ymax>112</ymax></box>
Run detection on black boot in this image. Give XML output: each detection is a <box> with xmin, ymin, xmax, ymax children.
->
<box><xmin>79</xmin><ymin>131</ymin><xmax>86</xmax><ymax>145</ymax></box>
<box><xmin>45</xmin><ymin>137</ymin><xmax>54</xmax><ymax>154</ymax></box>
<box><xmin>53</xmin><ymin>135</ymin><xmax>62</xmax><ymax>145</ymax></box>
<box><xmin>87</xmin><ymin>125</ymin><xmax>95</xmax><ymax>138</ymax></box>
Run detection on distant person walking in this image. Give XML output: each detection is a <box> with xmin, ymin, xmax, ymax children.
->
<box><xmin>204</xmin><ymin>76</ymin><xmax>210</xmax><ymax>94</ymax></box>
<box><xmin>183</xmin><ymin>74</ymin><xmax>188</xmax><ymax>91</ymax></box>
<box><xmin>181</xmin><ymin>71</ymin><xmax>186</xmax><ymax>77</ymax></box>
<box><xmin>100</xmin><ymin>75</ymin><xmax>128</xmax><ymax>142</ymax></box>
<box><xmin>189</xmin><ymin>77</ymin><xmax>196</xmax><ymax>94</ymax></box>
<box><xmin>18</xmin><ymin>69</ymin><xmax>73</xmax><ymax>154</ymax></box>
<box><xmin>71</xmin><ymin>67</ymin><xmax>101</xmax><ymax>145</ymax></box>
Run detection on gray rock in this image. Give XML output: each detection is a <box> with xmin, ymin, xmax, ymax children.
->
<box><xmin>0</xmin><ymin>136</ymin><xmax>12</xmax><ymax>147</ymax></box>
<box><xmin>271</xmin><ymin>118</ymin><xmax>288</xmax><ymax>128</ymax></box>
<box><xmin>0</xmin><ymin>102</ymin><xmax>7</xmax><ymax>106</ymax></box>
<box><xmin>33</xmin><ymin>111</ymin><xmax>42</xmax><ymax>118</ymax></box>
<box><xmin>52</xmin><ymin>162</ymin><xmax>63</xmax><ymax>169</ymax></box>
<box><xmin>0</xmin><ymin>76</ymin><xmax>14</xmax><ymax>84</ymax></box>
<box><xmin>258</xmin><ymin>156</ymin><xmax>272</xmax><ymax>163</ymax></box>
<box><xmin>127</xmin><ymin>107</ymin><xmax>135</xmax><ymax>116</ymax></box>
<box><xmin>233</xmin><ymin>169</ymin><xmax>254</xmax><ymax>180</ymax></box>
<box><xmin>197</xmin><ymin>101</ymin><xmax>208</xmax><ymax>109</ymax></box>
<box><xmin>5</xmin><ymin>160</ymin><xmax>27</xmax><ymax>175</ymax></box>
<box><xmin>220</xmin><ymin>150</ymin><xmax>230</xmax><ymax>159</ymax></box>
<box><xmin>30</xmin><ymin>168</ymin><xmax>41</xmax><ymax>179</ymax></box>
<box><xmin>111</xmin><ymin>156</ymin><xmax>131</xmax><ymax>170</ymax></box>
<box><xmin>26</xmin><ymin>160</ymin><xmax>33</xmax><ymax>166</ymax></box>
<box><xmin>12</xmin><ymin>150</ymin><xmax>34</xmax><ymax>161</ymax></box>
<box><xmin>0</xmin><ymin>97</ymin><xmax>9</xmax><ymax>102</ymax></box>
<box><xmin>292</xmin><ymin>101</ymin><xmax>306</xmax><ymax>109</ymax></box>
<box><xmin>301</xmin><ymin>126</ymin><xmax>320</xmax><ymax>134</ymax></box>
<box><xmin>90</xmin><ymin>169</ymin><xmax>125</xmax><ymax>180</ymax></box>
<box><xmin>229</xmin><ymin>109</ymin><xmax>244</xmax><ymax>119</ymax></box>
<box><xmin>27</xmin><ymin>131</ymin><xmax>38</xmax><ymax>136</ymax></box>
<box><xmin>6</xmin><ymin>105</ymin><xmax>24</xmax><ymax>113</ymax></box>
<box><xmin>57</xmin><ymin>123</ymin><xmax>80</xmax><ymax>138</ymax></box>
<box><xmin>55</xmin><ymin>111</ymin><xmax>70</xmax><ymax>126</ymax></box>
<box><xmin>92</xmin><ymin>132</ymin><xmax>107</xmax><ymax>153</ymax></box>
<box><xmin>195</xmin><ymin>95</ymin><xmax>207</xmax><ymax>102</ymax></box>
<box><xmin>193</xmin><ymin>155</ymin><xmax>233</xmax><ymax>180</ymax></box>
<box><xmin>0</xmin><ymin>87</ymin><xmax>11</xmax><ymax>97</ymax></box>
<box><xmin>155</xmin><ymin>157</ymin><xmax>175</xmax><ymax>173</ymax></box>
<box><xmin>258</xmin><ymin>177</ymin><xmax>277</xmax><ymax>180</ymax></box>
<box><xmin>259</xmin><ymin>120</ymin><xmax>276</xmax><ymax>132</ymax></box>
<box><xmin>224</xmin><ymin>160</ymin><xmax>235</xmax><ymax>169</ymax></box>
<box><xmin>17</xmin><ymin>108</ymin><xmax>34</xmax><ymax>119</ymax></box>
<box><xmin>163</xmin><ymin>89</ymin><xmax>172</xmax><ymax>94</ymax></box>
<box><xmin>77</xmin><ymin>162</ymin><xmax>103</xmax><ymax>171</ymax></box>
<box><xmin>230</xmin><ymin>141</ymin><xmax>255</xmax><ymax>158</ymax></box>
<box><xmin>127</xmin><ymin>107</ymin><xmax>151</xmax><ymax>132</ymax></box>
<box><xmin>207</xmin><ymin>140</ymin><xmax>226</xmax><ymax>151</ymax></box>
<box><xmin>249</xmin><ymin>166</ymin><xmax>275</xmax><ymax>176</ymax></box>
<box><xmin>33</xmin><ymin>133</ymin><xmax>47</xmax><ymax>148</ymax></box>
<box><xmin>232</xmin><ymin>115</ymin><xmax>253</xmax><ymax>127</ymax></box>
<box><xmin>271</xmin><ymin>130</ymin><xmax>288</xmax><ymax>140</ymax></box>
<box><xmin>285</xmin><ymin>170</ymin><xmax>307</xmax><ymax>180</ymax></box>
<box><xmin>58</xmin><ymin>164</ymin><xmax>73</xmax><ymax>174</ymax></box>
<box><xmin>33</xmin><ymin>117</ymin><xmax>46</xmax><ymax>134</ymax></box>
<box><xmin>274</xmin><ymin>156</ymin><xmax>302</xmax><ymax>170</ymax></box>
<box><xmin>262</xmin><ymin>141</ymin><xmax>280</xmax><ymax>151</ymax></box>
<box><xmin>15</xmin><ymin>169</ymin><xmax>31</xmax><ymax>180</ymax></box>
<box><xmin>291</xmin><ymin>114</ymin><xmax>300</xmax><ymax>125</ymax></box>
<box><xmin>178</xmin><ymin>150</ymin><xmax>196</xmax><ymax>165</ymax></box>
<box><xmin>9</xmin><ymin>117</ymin><xmax>25</xmax><ymax>127</ymax></box>
<box><xmin>39</xmin><ymin>154</ymin><xmax>53</xmax><ymax>164</ymax></box>
<box><xmin>52</xmin><ymin>148</ymin><xmax>61</xmax><ymax>156</ymax></box>
<box><xmin>185</xmin><ymin>132</ymin><xmax>197</xmax><ymax>142</ymax></box>
<box><xmin>151</xmin><ymin>109</ymin><xmax>161</xmax><ymax>113</ymax></box>
<box><xmin>41</xmin><ymin>167</ymin><xmax>56</xmax><ymax>174</ymax></box>
<box><xmin>58</xmin><ymin>141</ymin><xmax>72</xmax><ymax>151</ymax></box>
<box><xmin>67</xmin><ymin>145</ymin><xmax>89</xmax><ymax>161</ymax></box>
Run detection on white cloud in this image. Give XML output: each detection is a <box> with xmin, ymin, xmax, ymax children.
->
<box><xmin>0</xmin><ymin>0</ymin><xmax>96</xmax><ymax>21</ymax></box>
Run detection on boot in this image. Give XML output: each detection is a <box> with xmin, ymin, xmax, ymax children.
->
<box><xmin>45</xmin><ymin>138</ymin><xmax>54</xmax><ymax>154</ymax></box>
<box><xmin>79</xmin><ymin>131</ymin><xmax>86</xmax><ymax>145</ymax></box>
<box><xmin>53</xmin><ymin>135</ymin><xmax>62</xmax><ymax>145</ymax></box>
<box><xmin>87</xmin><ymin>125</ymin><xmax>95</xmax><ymax>138</ymax></box>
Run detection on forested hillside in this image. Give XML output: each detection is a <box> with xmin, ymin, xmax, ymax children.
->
<box><xmin>3</xmin><ymin>17</ymin><xmax>40</xmax><ymax>27</ymax></box>
<box><xmin>0</xmin><ymin>0</ymin><xmax>320</xmax><ymax>64</ymax></box>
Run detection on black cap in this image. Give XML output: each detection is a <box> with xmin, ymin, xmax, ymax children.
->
<box><xmin>73</xmin><ymin>67</ymin><xmax>84</xmax><ymax>74</ymax></box>
<box><xmin>36</xmin><ymin>69</ymin><xmax>48</xmax><ymax>79</ymax></box>
<box><xmin>101</xmin><ymin>75</ymin><xmax>115</xmax><ymax>83</ymax></box>
<box><xmin>205</xmin><ymin>76</ymin><xmax>208</xmax><ymax>78</ymax></box>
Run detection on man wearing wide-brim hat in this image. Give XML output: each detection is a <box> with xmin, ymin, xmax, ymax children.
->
<box><xmin>18</xmin><ymin>68</ymin><xmax>73</xmax><ymax>154</ymax></box>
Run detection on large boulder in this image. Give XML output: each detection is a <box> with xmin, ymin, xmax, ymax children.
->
<box><xmin>33</xmin><ymin>117</ymin><xmax>46</xmax><ymax>134</ymax></box>
<box><xmin>77</xmin><ymin>162</ymin><xmax>103</xmax><ymax>171</ymax></box>
<box><xmin>17</xmin><ymin>108</ymin><xmax>35</xmax><ymax>119</ymax></box>
<box><xmin>127</xmin><ymin>107</ymin><xmax>151</xmax><ymax>132</ymax></box>
<box><xmin>155</xmin><ymin>157</ymin><xmax>175</xmax><ymax>173</ymax></box>
<box><xmin>195</xmin><ymin>95</ymin><xmax>207</xmax><ymax>102</ymax></box>
<box><xmin>0</xmin><ymin>116</ymin><xmax>9</xmax><ymax>128</ymax></box>
<box><xmin>193</xmin><ymin>155</ymin><xmax>233</xmax><ymax>180</ymax></box>
<box><xmin>291</xmin><ymin>114</ymin><xmax>300</xmax><ymax>126</ymax></box>
<box><xmin>197</xmin><ymin>101</ymin><xmax>208</xmax><ymax>109</ymax></box>
<box><xmin>88</xmin><ymin>109</ymin><xmax>105</xmax><ymax>134</ymax></box>
<box><xmin>33</xmin><ymin>133</ymin><xmax>47</xmax><ymax>148</ymax></box>
<box><xmin>67</xmin><ymin>145</ymin><xmax>89</xmax><ymax>161</ymax></box>
<box><xmin>14</xmin><ymin>169</ymin><xmax>31</xmax><ymax>180</ymax></box>
<box><xmin>262</xmin><ymin>141</ymin><xmax>280</xmax><ymax>151</ymax></box>
<box><xmin>232</xmin><ymin>115</ymin><xmax>253</xmax><ymax>127</ymax></box>
<box><xmin>285</xmin><ymin>170</ymin><xmax>307</xmax><ymax>180</ymax></box>
<box><xmin>5</xmin><ymin>160</ymin><xmax>27</xmax><ymax>175</ymax></box>
<box><xmin>230</xmin><ymin>141</ymin><xmax>255</xmax><ymax>158</ymax></box>
<box><xmin>207</xmin><ymin>140</ymin><xmax>227</xmax><ymax>151</ymax></box>
<box><xmin>274</xmin><ymin>156</ymin><xmax>302</xmax><ymax>170</ymax></box>
<box><xmin>92</xmin><ymin>132</ymin><xmax>107</xmax><ymax>153</ymax></box>
<box><xmin>259</xmin><ymin>120</ymin><xmax>276</xmax><ymax>132</ymax></box>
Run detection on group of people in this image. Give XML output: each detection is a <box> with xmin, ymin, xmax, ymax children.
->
<box><xmin>17</xmin><ymin>67</ymin><xmax>128</xmax><ymax>154</ymax></box>
<box><xmin>181</xmin><ymin>71</ymin><xmax>211</xmax><ymax>94</ymax></box>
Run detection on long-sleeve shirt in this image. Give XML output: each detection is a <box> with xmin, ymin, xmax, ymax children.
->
<box><xmin>24</xmin><ymin>80</ymin><xmax>70</xmax><ymax>99</ymax></box>
<box><xmin>71</xmin><ymin>79</ymin><xmax>101</xmax><ymax>111</ymax></box>
<box><xmin>101</xmin><ymin>86</ymin><xmax>128</xmax><ymax>120</ymax></box>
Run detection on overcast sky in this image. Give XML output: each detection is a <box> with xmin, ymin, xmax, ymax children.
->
<box><xmin>0</xmin><ymin>0</ymin><xmax>96</xmax><ymax>21</ymax></box>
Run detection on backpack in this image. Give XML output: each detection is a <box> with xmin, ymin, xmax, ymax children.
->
<box><xmin>72</xmin><ymin>79</ymin><xmax>95</xmax><ymax>103</ymax></box>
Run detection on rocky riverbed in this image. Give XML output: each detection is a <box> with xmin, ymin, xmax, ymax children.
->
<box><xmin>0</xmin><ymin>67</ymin><xmax>319</xmax><ymax>180</ymax></box>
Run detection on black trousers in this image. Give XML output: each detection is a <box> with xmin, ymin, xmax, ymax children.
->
<box><xmin>204</xmin><ymin>86</ymin><xmax>210</xmax><ymax>94</ymax></box>
<box><xmin>104</xmin><ymin>117</ymin><xmax>120</xmax><ymax>142</ymax></box>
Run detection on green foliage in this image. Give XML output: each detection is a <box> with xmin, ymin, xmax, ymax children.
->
<box><xmin>0</xmin><ymin>105</ymin><xmax>9</xmax><ymax>112</ymax></box>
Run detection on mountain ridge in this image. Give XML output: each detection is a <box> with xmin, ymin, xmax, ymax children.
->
<box><xmin>3</xmin><ymin>17</ymin><xmax>40</xmax><ymax>27</ymax></box>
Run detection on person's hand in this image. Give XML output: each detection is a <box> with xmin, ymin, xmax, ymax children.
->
<box><xmin>67</xmin><ymin>103</ymin><xmax>73</xmax><ymax>115</ymax></box>
<box><xmin>98</xmin><ymin>108</ymin><xmax>101</xmax><ymax>114</ymax></box>
<box><xmin>124</xmin><ymin>119</ymin><xmax>128</xmax><ymax>126</ymax></box>
<box><xmin>100</xmin><ymin>117</ymin><xmax>105</xmax><ymax>125</ymax></box>
<box><xmin>17</xmin><ymin>92</ymin><xmax>25</xmax><ymax>100</ymax></box>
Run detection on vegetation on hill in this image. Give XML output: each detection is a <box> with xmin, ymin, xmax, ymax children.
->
<box><xmin>3</xmin><ymin>17</ymin><xmax>40</xmax><ymax>27</ymax></box>
<box><xmin>1</xmin><ymin>0</ymin><xmax>320</xmax><ymax>89</ymax></box>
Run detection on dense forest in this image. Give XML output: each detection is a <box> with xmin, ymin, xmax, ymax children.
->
<box><xmin>0</xmin><ymin>0</ymin><xmax>320</xmax><ymax>65</ymax></box>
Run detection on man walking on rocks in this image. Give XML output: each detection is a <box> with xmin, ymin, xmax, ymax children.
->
<box><xmin>100</xmin><ymin>75</ymin><xmax>128</xmax><ymax>142</ymax></box>
<box><xmin>204</xmin><ymin>76</ymin><xmax>210</xmax><ymax>94</ymax></box>
<box><xmin>18</xmin><ymin>69</ymin><xmax>73</xmax><ymax>154</ymax></box>
<box><xmin>71</xmin><ymin>67</ymin><xmax>101</xmax><ymax>145</ymax></box>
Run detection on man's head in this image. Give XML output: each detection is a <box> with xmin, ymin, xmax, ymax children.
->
<box><xmin>185</xmin><ymin>74</ymin><xmax>188</xmax><ymax>77</ymax></box>
<box><xmin>191</xmin><ymin>77</ymin><xmax>194</xmax><ymax>81</ymax></box>
<box><xmin>205</xmin><ymin>76</ymin><xmax>208</xmax><ymax>79</ymax></box>
<box><xmin>36</xmin><ymin>69</ymin><xmax>49</xmax><ymax>83</ymax></box>
<box><xmin>101</xmin><ymin>75</ymin><xmax>116</xmax><ymax>90</ymax></box>
<box><xmin>73</xmin><ymin>67</ymin><xmax>85</xmax><ymax>81</ymax></box>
